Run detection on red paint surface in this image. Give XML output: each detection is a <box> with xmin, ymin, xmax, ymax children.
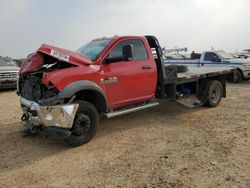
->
<box><xmin>20</xmin><ymin>36</ymin><xmax>158</xmax><ymax>109</ymax></box>
<box><xmin>20</xmin><ymin>52</ymin><xmax>44</xmax><ymax>74</ymax></box>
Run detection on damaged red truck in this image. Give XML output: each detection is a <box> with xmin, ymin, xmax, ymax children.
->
<box><xmin>18</xmin><ymin>35</ymin><xmax>234</xmax><ymax>146</ymax></box>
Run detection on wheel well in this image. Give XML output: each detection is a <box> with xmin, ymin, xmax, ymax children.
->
<box><xmin>198</xmin><ymin>77</ymin><xmax>226</xmax><ymax>98</ymax></box>
<box><xmin>74</xmin><ymin>90</ymin><xmax>107</xmax><ymax>113</ymax></box>
<box><xmin>226</xmin><ymin>68</ymin><xmax>243</xmax><ymax>82</ymax></box>
<box><xmin>236</xmin><ymin>68</ymin><xmax>244</xmax><ymax>77</ymax></box>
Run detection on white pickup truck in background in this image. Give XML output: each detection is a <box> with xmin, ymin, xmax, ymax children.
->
<box><xmin>0</xmin><ymin>56</ymin><xmax>19</xmax><ymax>89</ymax></box>
<box><xmin>164</xmin><ymin>50</ymin><xmax>250</xmax><ymax>83</ymax></box>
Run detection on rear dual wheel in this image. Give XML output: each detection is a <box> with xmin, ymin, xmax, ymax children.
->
<box><xmin>204</xmin><ymin>80</ymin><xmax>223</xmax><ymax>107</ymax></box>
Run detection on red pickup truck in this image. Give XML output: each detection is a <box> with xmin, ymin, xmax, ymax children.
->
<box><xmin>18</xmin><ymin>35</ymin><xmax>233</xmax><ymax>146</ymax></box>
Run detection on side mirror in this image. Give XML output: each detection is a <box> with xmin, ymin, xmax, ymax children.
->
<box><xmin>122</xmin><ymin>45</ymin><xmax>133</xmax><ymax>61</ymax></box>
<box><xmin>104</xmin><ymin>44</ymin><xmax>133</xmax><ymax>64</ymax></box>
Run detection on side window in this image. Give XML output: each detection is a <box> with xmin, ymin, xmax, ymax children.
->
<box><xmin>110</xmin><ymin>39</ymin><xmax>148</xmax><ymax>60</ymax></box>
<box><xmin>204</xmin><ymin>52</ymin><xmax>219</xmax><ymax>61</ymax></box>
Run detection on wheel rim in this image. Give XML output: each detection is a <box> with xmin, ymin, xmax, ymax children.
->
<box><xmin>210</xmin><ymin>85</ymin><xmax>221</xmax><ymax>103</ymax></box>
<box><xmin>72</xmin><ymin>113</ymin><xmax>91</xmax><ymax>136</ymax></box>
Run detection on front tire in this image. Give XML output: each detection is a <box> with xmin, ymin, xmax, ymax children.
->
<box><xmin>65</xmin><ymin>101</ymin><xmax>99</xmax><ymax>146</ymax></box>
<box><xmin>204</xmin><ymin>80</ymin><xmax>223</xmax><ymax>107</ymax></box>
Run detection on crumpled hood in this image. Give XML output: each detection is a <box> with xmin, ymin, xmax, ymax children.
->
<box><xmin>20</xmin><ymin>44</ymin><xmax>92</xmax><ymax>74</ymax></box>
<box><xmin>38</xmin><ymin>44</ymin><xmax>92</xmax><ymax>66</ymax></box>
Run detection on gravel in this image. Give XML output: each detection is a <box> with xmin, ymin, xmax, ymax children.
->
<box><xmin>0</xmin><ymin>82</ymin><xmax>249</xmax><ymax>187</ymax></box>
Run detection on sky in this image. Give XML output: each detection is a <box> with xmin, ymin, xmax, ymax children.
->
<box><xmin>0</xmin><ymin>0</ymin><xmax>250</xmax><ymax>58</ymax></box>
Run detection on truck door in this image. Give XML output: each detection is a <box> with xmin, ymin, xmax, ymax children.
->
<box><xmin>202</xmin><ymin>52</ymin><xmax>222</xmax><ymax>67</ymax></box>
<box><xmin>102</xmin><ymin>39</ymin><xmax>157</xmax><ymax>108</ymax></box>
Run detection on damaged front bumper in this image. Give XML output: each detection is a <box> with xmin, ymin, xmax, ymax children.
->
<box><xmin>20</xmin><ymin>97</ymin><xmax>79</xmax><ymax>129</ymax></box>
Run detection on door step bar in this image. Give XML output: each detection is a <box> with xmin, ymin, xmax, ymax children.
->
<box><xmin>105</xmin><ymin>102</ymin><xmax>159</xmax><ymax>118</ymax></box>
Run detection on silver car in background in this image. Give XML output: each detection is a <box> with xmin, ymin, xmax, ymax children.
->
<box><xmin>0</xmin><ymin>57</ymin><xmax>20</xmax><ymax>89</ymax></box>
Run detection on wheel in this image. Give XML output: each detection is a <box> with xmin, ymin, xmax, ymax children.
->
<box><xmin>65</xmin><ymin>101</ymin><xmax>99</xmax><ymax>146</ymax></box>
<box><xmin>204</xmin><ymin>80</ymin><xmax>223</xmax><ymax>107</ymax></box>
<box><xmin>233</xmin><ymin>70</ymin><xmax>243</xmax><ymax>83</ymax></box>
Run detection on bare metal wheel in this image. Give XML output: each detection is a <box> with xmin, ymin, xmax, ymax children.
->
<box><xmin>65</xmin><ymin>101</ymin><xmax>99</xmax><ymax>146</ymax></box>
<box><xmin>210</xmin><ymin>84</ymin><xmax>221</xmax><ymax>104</ymax></box>
<box><xmin>204</xmin><ymin>80</ymin><xmax>223</xmax><ymax>107</ymax></box>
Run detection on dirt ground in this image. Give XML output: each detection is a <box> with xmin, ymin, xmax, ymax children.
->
<box><xmin>0</xmin><ymin>82</ymin><xmax>249</xmax><ymax>188</ymax></box>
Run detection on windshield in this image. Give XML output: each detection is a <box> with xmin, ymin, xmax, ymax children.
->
<box><xmin>0</xmin><ymin>57</ymin><xmax>17</xmax><ymax>67</ymax></box>
<box><xmin>216</xmin><ymin>50</ymin><xmax>234</xmax><ymax>59</ymax></box>
<box><xmin>77</xmin><ymin>39</ymin><xmax>111</xmax><ymax>61</ymax></box>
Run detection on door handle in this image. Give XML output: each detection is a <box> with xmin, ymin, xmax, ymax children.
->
<box><xmin>142</xmin><ymin>65</ymin><xmax>152</xmax><ymax>70</ymax></box>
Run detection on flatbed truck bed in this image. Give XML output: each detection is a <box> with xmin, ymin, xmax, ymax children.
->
<box><xmin>176</xmin><ymin>67</ymin><xmax>234</xmax><ymax>79</ymax></box>
<box><xmin>163</xmin><ymin>64</ymin><xmax>235</xmax><ymax>83</ymax></box>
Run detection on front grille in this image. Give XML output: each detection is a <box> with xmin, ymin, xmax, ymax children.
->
<box><xmin>0</xmin><ymin>72</ymin><xmax>18</xmax><ymax>79</ymax></box>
